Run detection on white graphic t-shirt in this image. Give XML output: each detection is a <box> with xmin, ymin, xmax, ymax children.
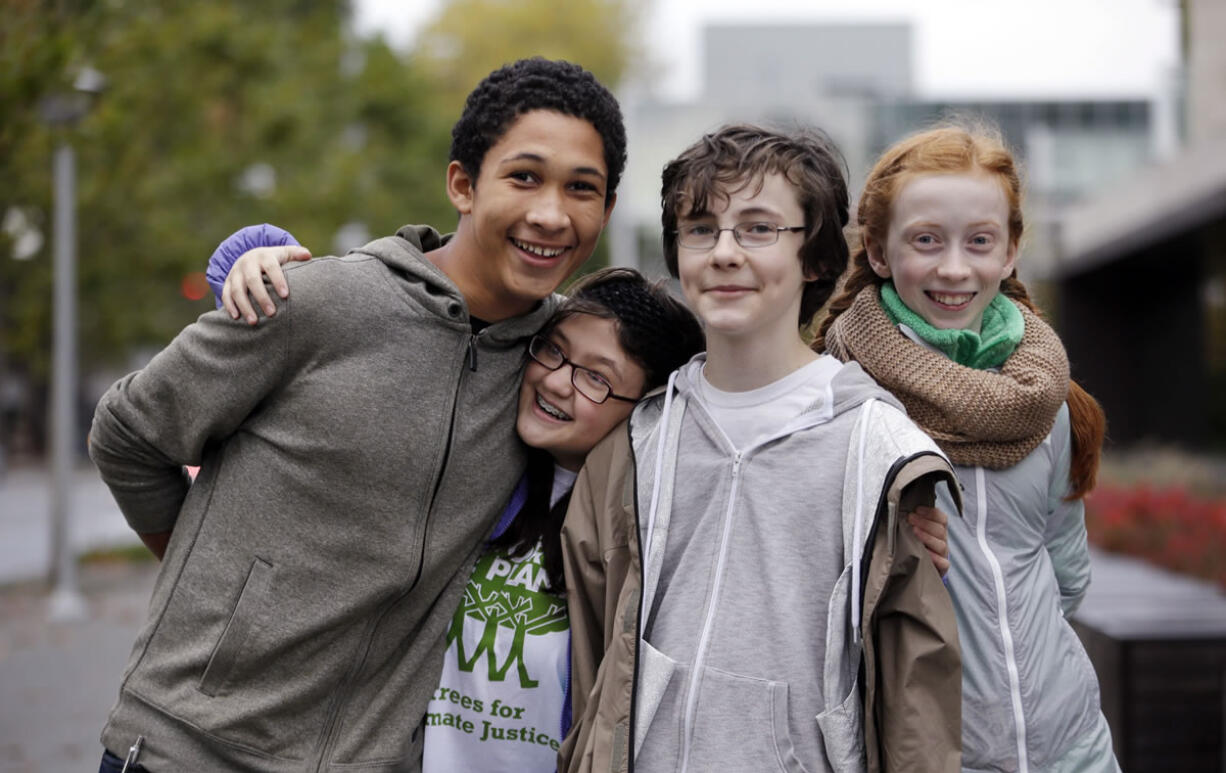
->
<box><xmin>422</xmin><ymin>470</ymin><xmax>574</xmax><ymax>772</ymax></box>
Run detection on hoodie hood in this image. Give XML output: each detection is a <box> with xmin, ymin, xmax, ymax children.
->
<box><xmin>351</xmin><ymin>224</ymin><xmax>559</xmax><ymax>345</ymax></box>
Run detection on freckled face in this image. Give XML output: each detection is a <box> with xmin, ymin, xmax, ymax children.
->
<box><xmin>447</xmin><ymin>110</ymin><xmax>614</xmax><ymax>320</ymax></box>
<box><xmin>867</xmin><ymin>172</ymin><xmax>1017</xmax><ymax>333</ymax></box>
<box><xmin>515</xmin><ymin>314</ymin><xmax>646</xmax><ymax>471</ymax></box>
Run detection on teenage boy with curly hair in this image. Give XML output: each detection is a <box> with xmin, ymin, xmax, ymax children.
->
<box><xmin>89</xmin><ymin>58</ymin><xmax>624</xmax><ymax>773</ymax></box>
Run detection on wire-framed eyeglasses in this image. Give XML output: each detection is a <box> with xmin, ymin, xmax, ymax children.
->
<box><xmin>527</xmin><ymin>335</ymin><xmax>640</xmax><ymax>405</ymax></box>
<box><xmin>675</xmin><ymin>221</ymin><xmax>806</xmax><ymax>250</ymax></box>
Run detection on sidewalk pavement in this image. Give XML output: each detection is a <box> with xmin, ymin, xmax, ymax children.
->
<box><xmin>0</xmin><ymin>560</ymin><xmax>157</xmax><ymax>773</ymax></box>
<box><xmin>0</xmin><ymin>465</ymin><xmax>138</xmax><ymax>586</ymax></box>
<box><xmin>0</xmin><ymin>465</ymin><xmax>146</xmax><ymax>772</ymax></box>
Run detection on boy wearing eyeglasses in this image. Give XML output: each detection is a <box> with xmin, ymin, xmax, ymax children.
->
<box><xmin>561</xmin><ymin>125</ymin><xmax>964</xmax><ymax>772</ymax></box>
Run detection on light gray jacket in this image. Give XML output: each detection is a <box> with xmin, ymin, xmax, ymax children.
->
<box><xmin>945</xmin><ymin>404</ymin><xmax>1118</xmax><ymax>772</ymax></box>
<box><xmin>89</xmin><ymin>225</ymin><xmax>556</xmax><ymax>772</ymax></box>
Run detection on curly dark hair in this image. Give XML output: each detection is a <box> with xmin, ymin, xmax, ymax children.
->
<box><xmin>450</xmin><ymin>58</ymin><xmax>627</xmax><ymax>202</ymax></box>
<box><xmin>660</xmin><ymin>124</ymin><xmax>851</xmax><ymax>326</ymax></box>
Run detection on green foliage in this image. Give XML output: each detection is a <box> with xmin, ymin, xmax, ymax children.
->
<box><xmin>415</xmin><ymin>0</ymin><xmax>641</xmax><ymax>114</ymax></box>
<box><xmin>79</xmin><ymin>542</ymin><xmax>157</xmax><ymax>565</ymax></box>
<box><xmin>0</xmin><ymin>0</ymin><xmax>638</xmax><ymax>395</ymax></box>
<box><xmin>1</xmin><ymin>0</ymin><xmax>454</xmax><ymax>380</ymax></box>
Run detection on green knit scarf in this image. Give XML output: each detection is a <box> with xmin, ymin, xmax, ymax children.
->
<box><xmin>879</xmin><ymin>282</ymin><xmax>1024</xmax><ymax>370</ymax></box>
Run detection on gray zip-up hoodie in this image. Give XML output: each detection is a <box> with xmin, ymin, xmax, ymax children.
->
<box><xmin>89</xmin><ymin>225</ymin><xmax>556</xmax><ymax>772</ymax></box>
<box><xmin>629</xmin><ymin>356</ymin><xmax>959</xmax><ymax>772</ymax></box>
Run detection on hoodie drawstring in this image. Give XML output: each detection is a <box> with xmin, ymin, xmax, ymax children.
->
<box><xmin>850</xmin><ymin>398</ymin><xmax>876</xmax><ymax>643</ymax></box>
<box><xmin>639</xmin><ymin>370</ymin><xmax>678</xmax><ymax>626</ymax></box>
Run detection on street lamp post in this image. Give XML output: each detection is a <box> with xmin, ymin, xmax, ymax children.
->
<box><xmin>39</xmin><ymin>66</ymin><xmax>105</xmax><ymax>621</ymax></box>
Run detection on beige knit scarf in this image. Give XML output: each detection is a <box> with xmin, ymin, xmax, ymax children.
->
<box><xmin>824</xmin><ymin>284</ymin><xmax>1070</xmax><ymax>469</ymax></box>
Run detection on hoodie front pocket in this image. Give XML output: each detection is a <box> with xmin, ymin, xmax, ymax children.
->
<box><xmin>815</xmin><ymin>681</ymin><xmax>863</xmax><ymax>773</ymax></box>
<box><xmin>688</xmin><ymin>666</ymin><xmax>811</xmax><ymax>773</ymax></box>
<box><xmin>816</xmin><ymin>563</ymin><xmax>865</xmax><ymax>772</ymax></box>
<box><xmin>634</xmin><ymin>639</ymin><xmax>678</xmax><ymax>760</ymax></box>
<box><xmin>198</xmin><ymin>557</ymin><xmax>274</xmax><ymax>697</ymax></box>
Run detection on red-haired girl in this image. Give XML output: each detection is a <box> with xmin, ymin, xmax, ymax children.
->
<box><xmin>816</xmin><ymin>125</ymin><xmax>1118</xmax><ymax>772</ymax></box>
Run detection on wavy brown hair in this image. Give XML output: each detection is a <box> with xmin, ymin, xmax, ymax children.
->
<box><xmin>660</xmin><ymin>124</ymin><xmax>851</xmax><ymax>326</ymax></box>
<box><xmin>813</xmin><ymin>125</ymin><xmax>1104</xmax><ymax>499</ymax></box>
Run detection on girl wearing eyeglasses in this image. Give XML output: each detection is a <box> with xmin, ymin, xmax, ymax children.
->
<box><xmin>208</xmin><ymin>228</ymin><xmax>704</xmax><ymax>772</ymax></box>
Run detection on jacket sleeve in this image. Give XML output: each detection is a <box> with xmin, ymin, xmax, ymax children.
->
<box><xmin>874</xmin><ymin>472</ymin><xmax>962</xmax><ymax>773</ymax></box>
<box><xmin>559</xmin><ymin>427</ymin><xmax>636</xmax><ymax>773</ymax></box>
<box><xmin>206</xmin><ymin>224</ymin><xmax>300</xmax><ymax>308</ymax></box>
<box><xmin>88</xmin><ymin>299</ymin><xmax>292</xmax><ymax>534</ymax></box>
<box><xmin>1042</xmin><ymin>405</ymin><xmax>1091</xmax><ymax>617</ymax></box>
<box><xmin>561</xmin><ymin>452</ymin><xmax>610</xmax><ymax>727</ymax></box>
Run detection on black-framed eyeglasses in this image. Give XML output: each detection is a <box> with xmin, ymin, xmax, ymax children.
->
<box><xmin>675</xmin><ymin>221</ymin><xmax>806</xmax><ymax>250</ymax></box>
<box><xmin>528</xmin><ymin>335</ymin><xmax>639</xmax><ymax>405</ymax></box>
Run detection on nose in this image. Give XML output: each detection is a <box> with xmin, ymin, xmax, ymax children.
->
<box><xmin>526</xmin><ymin>186</ymin><xmax>569</xmax><ymax>232</ymax></box>
<box><xmin>936</xmin><ymin>247</ymin><xmax>971</xmax><ymax>281</ymax></box>
<box><xmin>540</xmin><ymin>361</ymin><xmax>576</xmax><ymax>396</ymax></box>
<box><xmin>709</xmin><ymin>228</ymin><xmax>744</xmax><ymax>268</ymax></box>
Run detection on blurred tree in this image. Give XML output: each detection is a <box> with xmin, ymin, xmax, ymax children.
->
<box><xmin>415</xmin><ymin>0</ymin><xmax>642</xmax><ymax>113</ymax></box>
<box><xmin>0</xmin><ymin>0</ymin><xmax>455</xmax><ymax>387</ymax></box>
<box><xmin>0</xmin><ymin>0</ymin><xmax>642</xmax><ymax>454</ymax></box>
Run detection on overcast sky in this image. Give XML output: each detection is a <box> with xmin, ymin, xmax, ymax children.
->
<box><xmin>353</xmin><ymin>0</ymin><xmax>1181</xmax><ymax>101</ymax></box>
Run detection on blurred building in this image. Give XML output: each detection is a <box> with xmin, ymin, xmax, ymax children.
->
<box><xmin>609</xmin><ymin>23</ymin><xmax>909</xmax><ymax>277</ymax></box>
<box><xmin>876</xmin><ymin>99</ymin><xmax>1154</xmax><ymax>281</ymax></box>
<box><xmin>1056</xmin><ymin>0</ymin><xmax>1226</xmax><ymax>449</ymax></box>
<box><xmin>612</xmin><ymin>22</ymin><xmax>1159</xmax><ymax>295</ymax></box>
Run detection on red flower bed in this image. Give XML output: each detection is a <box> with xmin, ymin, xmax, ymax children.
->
<box><xmin>1085</xmin><ymin>485</ymin><xmax>1226</xmax><ymax>589</ymax></box>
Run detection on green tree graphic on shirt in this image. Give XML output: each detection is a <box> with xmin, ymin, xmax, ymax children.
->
<box><xmin>447</xmin><ymin>547</ymin><xmax>568</xmax><ymax>688</ymax></box>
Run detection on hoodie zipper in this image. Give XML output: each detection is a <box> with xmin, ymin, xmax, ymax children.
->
<box><xmin>467</xmin><ymin>332</ymin><xmax>479</xmax><ymax>371</ymax></box>
<box><xmin>661</xmin><ymin>383</ymin><xmax>840</xmax><ymax>773</ymax></box>
<box><xmin>973</xmin><ymin>465</ymin><xmax>1029</xmax><ymax>773</ymax></box>
<box><xmin>678</xmin><ymin>451</ymin><xmax>742</xmax><ymax>773</ymax></box>
<box><xmin>634</xmin><ymin>375</ymin><xmax>850</xmax><ymax>772</ymax></box>
<box><xmin>310</xmin><ymin>328</ymin><xmax>477</xmax><ymax>772</ymax></box>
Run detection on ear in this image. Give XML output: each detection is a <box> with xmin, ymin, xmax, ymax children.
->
<box><xmin>446</xmin><ymin>161</ymin><xmax>475</xmax><ymax>215</ymax></box>
<box><xmin>601</xmin><ymin>192</ymin><xmax>617</xmax><ymax>230</ymax></box>
<box><xmin>865</xmin><ymin>234</ymin><xmax>891</xmax><ymax>279</ymax></box>
<box><xmin>1001</xmin><ymin>239</ymin><xmax>1019</xmax><ymax>279</ymax></box>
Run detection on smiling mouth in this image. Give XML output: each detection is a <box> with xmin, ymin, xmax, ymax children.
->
<box><xmin>536</xmin><ymin>393</ymin><xmax>572</xmax><ymax>421</ymax></box>
<box><xmin>511</xmin><ymin>237</ymin><xmax>568</xmax><ymax>259</ymax></box>
<box><xmin>927</xmin><ymin>291</ymin><xmax>975</xmax><ymax>309</ymax></box>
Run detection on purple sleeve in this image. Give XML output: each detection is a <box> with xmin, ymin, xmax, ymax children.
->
<box><xmin>206</xmin><ymin>224</ymin><xmax>300</xmax><ymax>308</ymax></box>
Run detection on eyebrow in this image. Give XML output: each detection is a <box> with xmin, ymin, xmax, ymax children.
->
<box><xmin>906</xmin><ymin>219</ymin><xmax>1003</xmax><ymax>231</ymax></box>
<box><xmin>550</xmin><ymin>329</ymin><xmax>626</xmax><ymax>382</ymax></box>
<box><xmin>499</xmin><ymin>152</ymin><xmax>606</xmax><ymax>180</ymax></box>
<box><xmin>732</xmin><ymin>205</ymin><xmax>785</xmax><ymax>220</ymax></box>
<box><xmin>679</xmin><ymin>205</ymin><xmax>784</xmax><ymax>223</ymax></box>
